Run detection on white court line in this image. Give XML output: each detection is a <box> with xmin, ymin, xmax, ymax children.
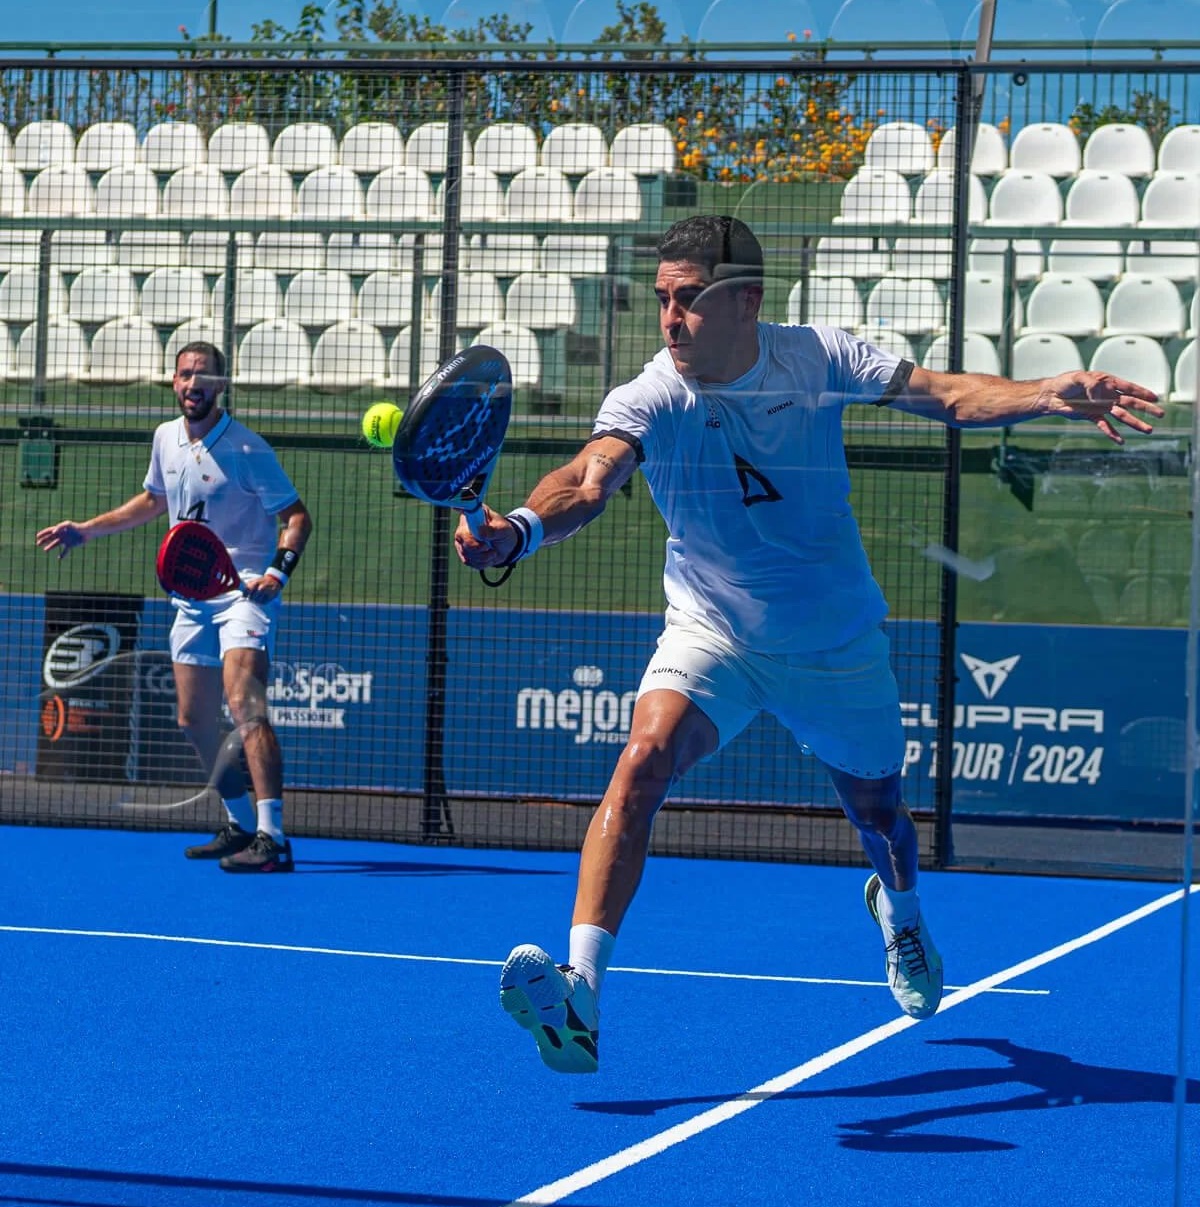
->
<box><xmin>504</xmin><ymin>883</ymin><xmax>1199</xmax><ymax>1207</ymax></box>
<box><xmin>0</xmin><ymin>925</ymin><xmax>1044</xmax><ymax>996</ymax></box>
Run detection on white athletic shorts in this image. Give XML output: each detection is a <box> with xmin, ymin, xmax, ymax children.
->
<box><xmin>637</xmin><ymin>607</ymin><xmax>905</xmax><ymax>779</ymax></box>
<box><xmin>169</xmin><ymin>592</ymin><xmax>281</xmax><ymax>667</ymax></box>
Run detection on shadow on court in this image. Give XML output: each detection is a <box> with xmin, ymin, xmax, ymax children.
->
<box><xmin>0</xmin><ymin>1163</ymin><xmax>600</xmax><ymax>1207</ymax></box>
<box><xmin>290</xmin><ymin>858</ymin><xmax>567</xmax><ymax>877</ymax></box>
<box><xmin>576</xmin><ymin>1038</ymin><xmax>1200</xmax><ymax>1153</ymax></box>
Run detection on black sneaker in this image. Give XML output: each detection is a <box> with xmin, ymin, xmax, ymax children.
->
<box><xmin>219</xmin><ymin>831</ymin><xmax>294</xmax><ymax>874</ymax></box>
<box><xmin>185</xmin><ymin>823</ymin><xmax>255</xmax><ymax>861</ymax></box>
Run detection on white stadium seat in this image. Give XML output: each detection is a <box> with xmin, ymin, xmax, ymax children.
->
<box><xmin>858</xmin><ymin>328</ymin><xmax>916</xmax><ymax>362</ymax></box>
<box><xmin>76</xmin><ymin>122</ymin><xmax>139</xmax><ymax>172</ymax></box>
<box><xmin>1191</xmin><ymin>291</ymin><xmax>1199</xmax><ymax>338</ymax></box>
<box><xmin>468</xmin><ymin>234</ymin><xmax>541</xmax><ymax>276</ymax></box>
<box><xmin>573</xmin><ymin>167</ymin><xmax>642</xmax><ymax>222</ymax></box>
<box><xmin>863</xmin><ymin>278</ymin><xmax>946</xmax><ymax>335</ymax></box>
<box><xmin>356</xmin><ymin>271</ymin><xmax>415</xmax><ymax>328</ymax></box>
<box><xmin>912</xmin><ymin>169</ymin><xmax>987</xmax><ymax>224</ymax></box>
<box><xmin>428</xmin><ymin>273</ymin><xmax>504</xmax><ymax>329</ymax></box>
<box><xmin>142</xmin><ymin>122</ymin><xmax>207</xmax><ymax>172</ymax></box>
<box><xmin>788</xmin><ymin>276</ymin><xmax>863</xmax><ymax>329</ymax></box>
<box><xmin>365</xmin><ymin>166</ymin><xmax>436</xmax><ymax>221</ymax></box>
<box><xmin>387</xmin><ymin>322</ymin><xmax>452</xmax><ymax>389</ymax></box>
<box><xmin>67</xmin><ymin>266</ymin><xmax>138</xmax><ymax>323</ymax></box>
<box><xmin>1011</xmin><ymin>332</ymin><xmax>1084</xmax><ymax>379</ymax></box>
<box><xmin>13</xmin><ymin>316</ymin><xmax>89</xmax><ymax>380</ymax></box>
<box><xmin>140</xmin><ymin>267</ymin><xmax>210</xmax><ymax>326</ymax></box>
<box><xmin>1081</xmin><ymin>123</ymin><xmax>1156</xmax><ymax>177</ymax></box>
<box><xmin>95</xmin><ymin>164</ymin><xmax>160</xmax><ymax>216</ymax></box>
<box><xmin>1127</xmin><ymin>172</ymin><xmax>1200</xmax><ymax>280</ymax></box>
<box><xmin>212</xmin><ymin>269</ymin><xmax>283</xmax><ymax>327</ymax></box>
<box><xmin>0</xmin><ymin>126</ymin><xmax>12</xmax><ymax>166</ymax></box>
<box><xmin>473</xmin><ymin>321</ymin><xmax>541</xmax><ymax>387</ymax></box>
<box><xmin>609</xmin><ymin>124</ymin><xmax>676</xmax><ymax>174</ymax></box>
<box><xmin>309</xmin><ymin>319</ymin><xmax>388</xmax><ymax>390</ymax></box>
<box><xmin>0</xmin><ymin>319</ymin><xmax>10</xmax><ymax>378</ymax></box>
<box><xmin>503</xmin><ymin>272</ymin><xmax>578</xmax><ymax>330</ymax></box>
<box><xmin>339</xmin><ymin>123</ymin><xmax>405</xmax><ymax>174</ymax></box>
<box><xmin>14</xmin><ymin>121</ymin><xmax>75</xmax><ymax>170</ymax></box>
<box><xmin>1103</xmin><ymin>275</ymin><xmax>1186</xmax><ymax>337</ymax></box>
<box><xmin>27</xmin><ymin>164</ymin><xmax>95</xmax><ymax>215</ymax></box>
<box><xmin>1172</xmin><ymin>341</ymin><xmax>1196</xmax><ymax>402</ymax></box>
<box><xmin>272</xmin><ymin>123</ymin><xmax>338</xmax><ymax>174</ymax></box>
<box><xmin>297</xmin><ymin>165</ymin><xmax>365</xmax><ymax>218</ymax></box>
<box><xmin>1022</xmin><ymin>274</ymin><xmax>1104</xmax><ymax>337</ymax></box>
<box><xmin>0</xmin><ymin>268</ymin><xmax>66</xmax><ymax>322</ymax></box>
<box><xmin>935</xmin><ymin>123</ymin><xmax>1007</xmax><ymax>175</ymax></box>
<box><xmin>505</xmin><ymin>166</ymin><xmax>574</xmax><ymax>225</ymax></box>
<box><xmin>863</xmin><ymin>122</ymin><xmax>935</xmax><ymax>176</ymax></box>
<box><xmin>283</xmin><ymin>269</ymin><xmax>355</xmax><ymax>328</ymax></box>
<box><xmin>208</xmin><ymin>123</ymin><xmax>272</xmax><ymax>174</ymax></box>
<box><xmin>254</xmin><ymin>233</ymin><xmax>325</xmax><ymax>273</ymax></box>
<box><xmin>1062</xmin><ymin>169</ymin><xmax>1140</xmax><ymax>226</ymax></box>
<box><xmin>540</xmin><ymin>123</ymin><xmax>608</xmax><ymax>175</ymax></box>
<box><xmin>923</xmin><ymin>332</ymin><xmax>1002</xmax><ymax>375</ymax></box>
<box><xmin>1008</xmin><ymin>122</ymin><xmax>1081</xmax><ymax>177</ymax></box>
<box><xmin>834</xmin><ymin>168</ymin><xmax>911</xmax><ymax>225</ymax></box>
<box><xmin>437</xmin><ymin>166</ymin><xmax>507</xmax><ymax>221</ymax></box>
<box><xmin>964</xmin><ymin>271</ymin><xmax>1021</xmax><ymax>337</ymax></box>
<box><xmin>85</xmin><ymin>316</ymin><xmax>162</xmax><ymax>383</ymax></box>
<box><xmin>890</xmin><ymin>237</ymin><xmax>953</xmax><ymax>279</ymax></box>
<box><xmin>235</xmin><ymin>317</ymin><xmax>311</xmax><ymax>386</ymax></box>
<box><xmin>1090</xmin><ymin>335</ymin><xmax>1173</xmax><ymax>398</ymax></box>
<box><xmin>230</xmin><ymin>165</ymin><xmax>295</xmax><ymax>218</ymax></box>
<box><xmin>540</xmin><ymin>234</ymin><xmax>609</xmax><ymax>276</ymax></box>
<box><xmin>472</xmin><ymin>123</ymin><xmax>539</xmax><ymax>175</ymax></box>
<box><xmin>163</xmin><ymin>164</ymin><xmax>230</xmax><ymax>217</ymax></box>
<box><xmin>1156</xmin><ymin>125</ymin><xmax>1200</xmax><ymax>174</ymax></box>
<box><xmin>987</xmin><ymin>169</ymin><xmax>1062</xmax><ymax>225</ymax></box>
<box><xmin>164</xmin><ymin>320</ymin><xmax>222</xmax><ymax>377</ymax></box>
<box><xmin>405</xmin><ymin>122</ymin><xmax>472</xmax><ymax>173</ymax></box>
<box><xmin>0</xmin><ymin>163</ymin><xmax>26</xmax><ymax>215</ymax></box>
<box><xmin>812</xmin><ymin>235</ymin><xmax>891</xmax><ymax>279</ymax></box>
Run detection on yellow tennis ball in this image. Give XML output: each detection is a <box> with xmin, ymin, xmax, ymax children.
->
<box><xmin>362</xmin><ymin>402</ymin><xmax>403</xmax><ymax>449</ymax></box>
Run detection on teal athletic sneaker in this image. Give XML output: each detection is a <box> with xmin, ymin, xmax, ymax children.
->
<box><xmin>864</xmin><ymin>873</ymin><xmax>944</xmax><ymax>1019</ymax></box>
<box><xmin>500</xmin><ymin>944</ymin><xmax>600</xmax><ymax>1073</ymax></box>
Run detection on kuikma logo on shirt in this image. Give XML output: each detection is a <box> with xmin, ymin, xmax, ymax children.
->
<box><xmin>515</xmin><ymin>665</ymin><xmax>637</xmax><ymax>745</ymax></box>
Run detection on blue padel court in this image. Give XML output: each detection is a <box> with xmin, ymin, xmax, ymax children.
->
<box><xmin>1</xmin><ymin>825</ymin><xmax>1196</xmax><ymax>1207</ymax></box>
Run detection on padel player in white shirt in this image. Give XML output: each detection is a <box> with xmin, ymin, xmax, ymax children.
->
<box><xmin>456</xmin><ymin>215</ymin><xmax>1160</xmax><ymax>1073</ymax></box>
<box><xmin>37</xmin><ymin>342</ymin><xmax>312</xmax><ymax>874</ymax></box>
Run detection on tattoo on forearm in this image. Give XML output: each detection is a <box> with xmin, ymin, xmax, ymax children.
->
<box><xmin>590</xmin><ymin>451</ymin><xmax>617</xmax><ymax>471</ymax></box>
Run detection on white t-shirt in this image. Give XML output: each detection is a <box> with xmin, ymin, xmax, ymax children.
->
<box><xmin>144</xmin><ymin>412</ymin><xmax>300</xmax><ymax>580</ymax></box>
<box><xmin>593</xmin><ymin>323</ymin><xmax>913</xmax><ymax>654</ymax></box>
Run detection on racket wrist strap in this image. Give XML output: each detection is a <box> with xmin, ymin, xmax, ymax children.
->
<box><xmin>505</xmin><ymin>507</ymin><xmax>544</xmax><ymax>563</ymax></box>
<box><xmin>266</xmin><ymin>546</ymin><xmax>301</xmax><ymax>585</ymax></box>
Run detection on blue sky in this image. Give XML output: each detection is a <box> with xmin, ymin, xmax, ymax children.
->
<box><xmin>0</xmin><ymin>0</ymin><xmax>1185</xmax><ymax>49</ymax></box>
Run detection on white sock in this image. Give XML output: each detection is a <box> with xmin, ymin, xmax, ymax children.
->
<box><xmin>568</xmin><ymin>923</ymin><xmax>615</xmax><ymax>996</ymax></box>
<box><xmin>876</xmin><ymin>884</ymin><xmax>920</xmax><ymax>931</ymax></box>
<box><xmin>221</xmin><ymin>793</ymin><xmax>255</xmax><ymax>832</ymax></box>
<box><xmin>255</xmin><ymin>798</ymin><xmax>285</xmax><ymax>842</ymax></box>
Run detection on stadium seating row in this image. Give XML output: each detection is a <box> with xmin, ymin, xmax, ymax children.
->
<box><xmin>6</xmin><ymin>118</ymin><xmax>1200</xmax><ymax>181</ymax></box>
<box><xmin>0</xmin><ymin>120</ymin><xmax>677</xmax><ymax>177</ymax></box>
<box><xmin>0</xmin><ymin>266</ymin><xmax>581</xmax><ymax>331</ymax></box>
<box><xmin>0</xmin><ymin>314</ymin><xmax>544</xmax><ymax>390</ymax></box>
<box><xmin>795</xmin><ymin>273</ymin><xmax>1200</xmax><ymax>340</ymax></box>
<box><xmin>3</xmin><ymin>308</ymin><xmax>1192</xmax><ymax>403</ymax></box>
<box><xmin>868</xmin><ymin>120</ymin><xmax>1200</xmax><ymax>178</ymax></box>
<box><xmin>0</xmin><ymin>161</ymin><xmax>646</xmax><ymax>222</ymax></box>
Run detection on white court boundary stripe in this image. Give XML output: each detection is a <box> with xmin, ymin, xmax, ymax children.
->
<box><xmin>504</xmin><ymin>884</ymin><xmax>1198</xmax><ymax>1207</ymax></box>
<box><xmin>0</xmin><ymin>925</ymin><xmax>1043</xmax><ymax>995</ymax></box>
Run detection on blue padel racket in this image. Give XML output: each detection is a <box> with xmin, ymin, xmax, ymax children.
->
<box><xmin>392</xmin><ymin>344</ymin><xmax>514</xmax><ymax>587</ymax></box>
<box><xmin>156</xmin><ymin>521</ymin><xmax>247</xmax><ymax>601</ymax></box>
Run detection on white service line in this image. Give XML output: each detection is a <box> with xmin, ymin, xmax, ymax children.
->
<box><xmin>0</xmin><ymin>924</ymin><xmax>1044</xmax><ymax>994</ymax></box>
<box><xmin>503</xmin><ymin>883</ymin><xmax>1198</xmax><ymax>1207</ymax></box>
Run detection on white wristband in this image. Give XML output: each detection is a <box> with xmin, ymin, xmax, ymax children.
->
<box><xmin>264</xmin><ymin>566</ymin><xmax>288</xmax><ymax>585</ymax></box>
<box><xmin>505</xmin><ymin>507</ymin><xmax>544</xmax><ymax>561</ymax></box>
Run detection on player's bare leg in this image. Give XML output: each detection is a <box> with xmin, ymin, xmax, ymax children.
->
<box><xmin>219</xmin><ymin>647</ymin><xmax>293</xmax><ymax>873</ymax></box>
<box><xmin>827</xmin><ymin>766</ymin><xmax>943</xmax><ymax>1018</ymax></box>
<box><xmin>175</xmin><ymin>662</ymin><xmax>256</xmax><ymax>859</ymax></box>
<box><xmin>500</xmin><ymin>690</ymin><xmax>717</xmax><ymax>1072</ymax></box>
